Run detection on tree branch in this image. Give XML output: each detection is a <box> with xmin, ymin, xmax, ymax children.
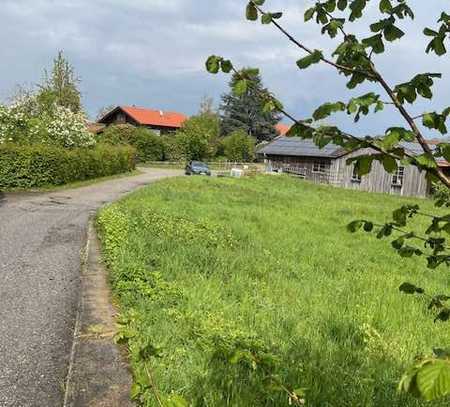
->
<box><xmin>371</xmin><ymin>65</ymin><xmax>450</xmax><ymax>187</ymax></box>
<box><xmin>251</xmin><ymin>2</ymin><xmax>377</xmax><ymax>79</ymax></box>
<box><xmin>251</xmin><ymin>1</ymin><xmax>450</xmax><ymax>188</ymax></box>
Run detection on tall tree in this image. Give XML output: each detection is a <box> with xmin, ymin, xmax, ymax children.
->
<box><xmin>220</xmin><ymin>69</ymin><xmax>280</xmax><ymax>142</ymax></box>
<box><xmin>38</xmin><ymin>51</ymin><xmax>82</xmax><ymax>113</ymax></box>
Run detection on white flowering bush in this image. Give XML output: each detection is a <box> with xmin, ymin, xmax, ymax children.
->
<box><xmin>0</xmin><ymin>94</ymin><xmax>95</xmax><ymax>148</ymax></box>
<box><xmin>46</xmin><ymin>105</ymin><xmax>95</xmax><ymax>148</ymax></box>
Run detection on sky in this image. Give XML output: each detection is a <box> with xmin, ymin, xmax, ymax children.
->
<box><xmin>0</xmin><ymin>0</ymin><xmax>448</xmax><ymax>137</ymax></box>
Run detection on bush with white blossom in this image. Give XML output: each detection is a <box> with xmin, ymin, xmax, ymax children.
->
<box><xmin>0</xmin><ymin>94</ymin><xmax>95</xmax><ymax>148</ymax></box>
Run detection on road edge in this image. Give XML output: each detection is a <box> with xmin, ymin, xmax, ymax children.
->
<box><xmin>63</xmin><ymin>219</ymin><xmax>133</xmax><ymax>407</ymax></box>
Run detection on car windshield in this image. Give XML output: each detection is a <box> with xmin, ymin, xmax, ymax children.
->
<box><xmin>192</xmin><ymin>162</ymin><xmax>208</xmax><ymax>169</ymax></box>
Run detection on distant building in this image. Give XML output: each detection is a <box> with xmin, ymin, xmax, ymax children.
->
<box><xmin>259</xmin><ymin>136</ymin><xmax>449</xmax><ymax>198</ymax></box>
<box><xmin>97</xmin><ymin>106</ymin><xmax>187</xmax><ymax>135</ymax></box>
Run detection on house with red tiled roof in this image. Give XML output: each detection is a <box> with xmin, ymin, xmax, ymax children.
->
<box><xmin>97</xmin><ymin>106</ymin><xmax>188</xmax><ymax>135</ymax></box>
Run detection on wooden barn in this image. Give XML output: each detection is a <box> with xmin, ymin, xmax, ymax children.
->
<box><xmin>258</xmin><ymin>136</ymin><xmax>448</xmax><ymax>198</ymax></box>
<box><xmin>97</xmin><ymin>106</ymin><xmax>187</xmax><ymax>135</ymax></box>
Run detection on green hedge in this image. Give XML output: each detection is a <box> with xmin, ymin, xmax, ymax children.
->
<box><xmin>0</xmin><ymin>143</ymin><xmax>136</xmax><ymax>188</ymax></box>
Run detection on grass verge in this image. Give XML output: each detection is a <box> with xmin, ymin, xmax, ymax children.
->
<box><xmin>3</xmin><ymin>169</ymin><xmax>142</xmax><ymax>193</ymax></box>
<box><xmin>97</xmin><ymin>175</ymin><xmax>449</xmax><ymax>406</ymax></box>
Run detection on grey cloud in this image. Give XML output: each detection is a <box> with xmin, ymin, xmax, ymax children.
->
<box><xmin>0</xmin><ymin>0</ymin><xmax>448</xmax><ymax>136</ymax></box>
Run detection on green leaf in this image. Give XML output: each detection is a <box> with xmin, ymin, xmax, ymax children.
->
<box><xmin>384</xmin><ymin>24</ymin><xmax>405</xmax><ymax>41</ymax></box>
<box><xmin>422</xmin><ymin>112</ymin><xmax>448</xmax><ymax>134</ymax></box>
<box><xmin>304</xmin><ymin>7</ymin><xmax>315</xmax><ymax>22</ymax></box>
<box><xmin>362</xmin><ymin>34</ymin><xmax>385</xmax><ymax>53</ymax></box>
<box><xmin>324</xmin><ymin>0</ymin><xmax>337</xmax><ymax>12</ymax></box>
<box><xmin>379</xmin><ymin>0</ymin><xmax>392</xmax><ymax>13</ymax></box>
<box><xmin>246</xmin><ymin>2</ymin><xmax>258</xmax><ymax>21</ymax></box>
<box><xmin>416</xmin><ymin>359</ymin><xmax>450</xmax><ymax>401</ymax></box>
<box><xmin>349</xmin><ymin>155</ymin><xmax>375</xmax><ymax>176</ymax></box>
<box><xmin>424</xmin><ymin>27</ymin><xmax>439</xmax><ymax>37</ymax></box>
<box><xmin>205</xmin><ymin>55</ymin><xmax>221</xmax><ymax>74</ymax></box>
<box><xmin>313</xmin><ymin>102</ymin><xmax>346</xmax><ymax>120</ymax></box>
<box><xmin>415</xmin><ymin>153</ymin><xmax>437</xmax><ymax>169</ymax></box>
<box><xmin>220</xmin><ymin>60</ymin><xmax>233</xmax><ymax>73</ymax></box>
<box><xmin>261</xmin><ymin>13</ymin><xmax>272</xmax><ymax>24</ymax></box>
<box><xmin>435</xmin><ymin>309</ymin><xmax>450</xmax><ymax>322</ymax></box>
<box><xmin>399</xmin><ymin>282</ymin><xmax>425</xmax><ymax>294</ymax></box>
<box><xmin>347</xmin><ymin>220</ymin><xmax>363</xmax><ymax>233</ymax></box>
<box><xmin>398</xmin><ymin>246</ymin><xmax>416</xmax><ymax>258</ymax></box>
<box><xmin>287</xmin><ymin>122</ymin><xmax>315</xmax><ymax>139</ymax></box>
<box><xmin>337</xmin><ymin>0</ymin><xmax>348</xmax><ymax>11</ymax></box>
<box><xmin>381</xmin><ymin>155</ymin><xmax>398</xmax><ymax>173</ymax></box>
<box><xmin>322</xmin><ymin>19</ymin><xmax>345</xmax><ymax>39</ymax></box>
<box><xmin>349</xmin><ymin>0</ymin><xmax>368</xmax><ymax>22</ymax></box>
<box><xmin>296</xmin><ymin>50</ymin><xmax>323</xmax><ymax>69</ymax></box>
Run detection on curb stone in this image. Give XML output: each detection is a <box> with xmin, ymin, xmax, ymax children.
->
<box><xmin>63</xmin><ymin>219</ymin><xmax>133</xmax><ymax>407</ymax></box>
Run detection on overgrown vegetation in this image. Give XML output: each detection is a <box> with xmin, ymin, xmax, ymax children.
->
<box><xmin>98</xmin><ymin>176</ymin><xmax>450</xmax><ymax>406</ymax></box>
<box><xmin>101</xmin><ymin>124</ymin><xmax>165</xmax><ymax>162</ymax></box>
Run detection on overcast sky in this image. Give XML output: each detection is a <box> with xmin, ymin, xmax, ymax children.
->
<box><xmin>0</xmin><ymin>0</ymin><xmax>448</xmax><ymax>136</ymax></box>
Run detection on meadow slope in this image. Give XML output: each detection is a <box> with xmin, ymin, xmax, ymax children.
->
<box><xmin>97</xmin><ymin>175</ymin><xmax>449</xmax><ymax>406</ymax></box>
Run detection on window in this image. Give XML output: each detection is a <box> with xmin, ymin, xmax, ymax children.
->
<box><xmin>351</xmin><ymin>166</ymin><xmax>362</xmax><ymax>182</ymax></box>
<box><xmin>392</xmin><ymin>166</ymin><xmax>405</xmax><ymax>187</ymax></box>
<box><xmin>313</xmin><ymin>161</ymin><xmax>328</xmax><ymax>174</ymax></box>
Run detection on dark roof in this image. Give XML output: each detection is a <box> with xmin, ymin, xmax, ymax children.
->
<box><xmin>258</xmin><ymin>137</ymin><xmax>347</xmax><ymax>158</ymax></box>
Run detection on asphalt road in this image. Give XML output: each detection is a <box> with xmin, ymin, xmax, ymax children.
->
<box><xmin>0</xmin><ymin>168</ymin><xmax>180</xmax><ymax>407</ymax></box>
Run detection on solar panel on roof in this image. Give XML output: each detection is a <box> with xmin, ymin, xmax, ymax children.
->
<box><xmin>259</xmin><ymin>137</ymin><xmax>344</xmax><ymax>158</ymax></box>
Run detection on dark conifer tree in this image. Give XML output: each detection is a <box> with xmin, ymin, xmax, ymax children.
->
<box><xmin>220</xmin><ymin>69</ymin><xmax>281</xmax><ymax>142</ymax></box>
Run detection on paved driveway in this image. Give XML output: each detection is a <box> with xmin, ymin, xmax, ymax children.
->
<box><xmin>0</xmin><ymin>168</ymin><xmax>181</xmax><ymax>407</ymax></box>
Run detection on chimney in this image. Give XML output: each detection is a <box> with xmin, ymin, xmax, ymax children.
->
<box><xmin>159</xmin><ymin>110</ymin><xmax>163</xmax><ymax>117</ymax></box>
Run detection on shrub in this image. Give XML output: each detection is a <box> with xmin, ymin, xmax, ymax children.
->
<box><xmin>222</xmin><ymin>130</ymin><xmax>255</xmax><ymax>162</ymax></box>
<box><xmin>0</xmin><ymin>94</ymin><xmax>95</xmax><ymax>148</ymax></box>
<box><xmin>161</xmin><ymin>135</ymin><xmax>183</xmax><ymax>161</ymax></box>
<box><xmin>133</xmin><ymin>128</ymin><xmax>165</xmax><ymax>162</ymax></box>
<box><xmin>100</xmin><ymin>125</ymin><xmax>164</xmax><ymax>162</ymax></box>
<box><xmin>99</xmin><ymin>124</ymin><xmax>136</xmax><ymax>146</ymax></box>
<box><xmin>0</xmin><ymin>143</ymin><xmax>136</xmax><ymax>189</ymax></box>
<box><xmin>175</xmin><ymin>113</ymin><xmax>220</xmax><ymax>160</ymax></box>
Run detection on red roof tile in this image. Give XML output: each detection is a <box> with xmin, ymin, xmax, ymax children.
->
<box><xmin>275</xmin><ymin>123</ymin><xmax>291</xmax><ymax>136</ymax></box>
<box><xmin>121</xmin><ymin>106</ymin><xmax>187</xmax><ymax>128</ymax></box>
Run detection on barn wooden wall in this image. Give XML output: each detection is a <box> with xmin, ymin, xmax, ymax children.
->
<box><xmin>266</xmin><ymin>152</ymin><xmax>430</xmax><ymax>198</ymax></box>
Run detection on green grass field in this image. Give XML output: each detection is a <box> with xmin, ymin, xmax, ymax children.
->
<box><xmin>97</xmin><ymin>175</ymin><xmax>449</xmax><ymax>406</ymax></box>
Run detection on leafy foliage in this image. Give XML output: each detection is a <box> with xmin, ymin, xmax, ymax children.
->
<box><xmin>175</xmin><ymin>112</ymin><xmax>220</xmax><ymax>161</ymax></box>
<box><xmin>0</xmin><ymin>143</ymin><xmax>135</xmax><ymax>188</ymax></box>
<box><xmin>221</xmin><ymin>129</ymin><xmax>255</xmax><ymax>162</ymax></box>
<box><xmin>39</xmin><ymin>50</ymin><xmax>82</xmax><ymax>113</ymax></box>
<box><xmin>101</xmin><ymin>125</ymin><xmax>165</xmax><ymax>162</ymax></box>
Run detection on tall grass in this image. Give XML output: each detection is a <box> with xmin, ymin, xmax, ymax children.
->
<box><xmin>97</xmin><ymin>175</ymin><xmax>449</xmax><ymax>406</ymax></box>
